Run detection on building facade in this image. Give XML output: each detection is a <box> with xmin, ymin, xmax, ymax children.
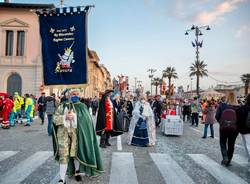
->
<box><xmin>0</xmin><ymin>2</ymin><xmax>54</xmax><ymax>96</ymax></box>
<box><xmin>0</xmin><ymin>2</ymin><xmax>112</xmax><ymax>98</ymax></box>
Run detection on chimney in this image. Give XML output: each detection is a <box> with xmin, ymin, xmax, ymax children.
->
<box><xmin>4</xmin><ymin>0</ymin><xmax>10</xmax><ymax>3</ymax></box>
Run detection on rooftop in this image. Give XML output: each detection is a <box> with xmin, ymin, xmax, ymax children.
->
<box><xmin>0</xmin><ymin>2</ymin><xmax>54</xmax><ymax>9</ymax></box>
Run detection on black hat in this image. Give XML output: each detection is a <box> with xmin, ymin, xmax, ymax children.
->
<box><xmin>104</xmin><ymin>89</ymin><xmax>114</xmax><ymax>95</ymax></box>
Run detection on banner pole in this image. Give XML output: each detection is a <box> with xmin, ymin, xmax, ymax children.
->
<box><xmin>60</xmin><ymin>0</ymin><xmax>64</xmax><ymax>7</ymax></box>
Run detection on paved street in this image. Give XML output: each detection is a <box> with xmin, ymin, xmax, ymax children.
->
<box><xmin>0</xmin><ymin>117</ymin><xmax>249</xmax><ymax>184</ymax></box>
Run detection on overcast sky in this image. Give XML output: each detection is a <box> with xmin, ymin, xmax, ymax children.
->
<box><xmin>7</xmin><ymin>0</ymin><xmax>250</xmax><ymax>92</ymax></box>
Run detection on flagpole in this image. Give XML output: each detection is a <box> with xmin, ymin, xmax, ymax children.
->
<box><xmin>60</xmin><ymin>0</ymin><xmax>64</xmax><ymax>7</ymax></box>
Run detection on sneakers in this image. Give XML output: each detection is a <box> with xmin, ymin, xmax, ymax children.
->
<box><xmin>209</xmin><ymin>136</ymin><xmax>214</xmax><ymax>138</ymax></box>
<box><xmin>24</xmin><ymin>123</ymin><xmax>30</xmax><ymax>126</ymax></box>
<box><xmin>202</xmin><ymin>136</ymin><xmax>206</xmax><ymax>139</ymax></box>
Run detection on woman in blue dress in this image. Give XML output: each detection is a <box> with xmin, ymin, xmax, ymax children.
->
<box><xmin>128</xmin><ymin>95</ymin><xmax>156</xmax><ymax>146</ymax></box>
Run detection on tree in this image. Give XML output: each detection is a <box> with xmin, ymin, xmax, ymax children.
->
<box><xmin>152</xmin><ymin>77</ymin><xmax>162</xmax><ymax>95</ymax></box>
<box><xmin>162</xmin><ymin>67</ymin><xmax>178</xmax><ymax>98</ymax></box>
<box><xmin>189</xmin><ymin>60</ymin><xmax>208</xmax><ymax>97</ymax></box>
<box><xmin>241</xmin><ymin>73</ymin><xmax>250</xmax><ymax>96</ymax></box>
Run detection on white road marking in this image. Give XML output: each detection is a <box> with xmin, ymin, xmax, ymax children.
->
<box><xmin>150</xmin><ymin>153</ymin><xmax>195</xmax><ymax>184</ymax></box>
<box><xmin>1</xmin><ymin>151</ymin><xmax>53</xmax><ymax>184</ymax></box>
<box><xmin>109</xmin><ymin>152</ymin><xmax>138</xmax><ymax>184</ymax></box>
<box><xmin>117</xmin><ymin>135</ymin><xmax>122</xmax><ymax>151</ymax></box>
<box><xmin>190</xmin><ymin>127</ymin><xmax>244</xmax><ymax>149</ymax></box>
<box><xmin>49</xmin><ymin>172</ymin><xmax>60</xmax><ymax>184</ymax></box>
<box><xmin>233</xmin><ymin>154</ymin><xmax>249</xmax><ymax>167</ymax></box>
<box><xmin>188</xmin><ymin>154</ymin><xmax>248</xmax><ymax>184</ymax></box>
<box><xmin>0</xmin><ymin>151</ymin><xmax>18</xmax><ymax>162</ymax></box>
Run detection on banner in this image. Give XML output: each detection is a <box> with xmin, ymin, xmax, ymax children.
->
<box><xmin>38</xmin><ymin>7</ymin><xmax>88</xmax><ymax>86</ymax></box>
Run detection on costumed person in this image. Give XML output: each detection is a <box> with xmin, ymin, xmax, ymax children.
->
<box><xmin>52</xmin><ymin>89</ymin><xmax>104</xmax><ymax>184</ymax></box>
<box><xmin>128</xmin><ymin>95</ymin><xmax>156</xmax><ymax>146</ymax></box>
<box><xmin>38</xmin><ymin>92</ymin><xmax>46</xmax><ymax>125</ymax></box>
<box><xmin>24</xmin><ymin>94</ymin><xmax>33</xmax><ymax>126</ymax></box>
<box><xmin>14</xmin><ymin>92</ymin><xmax>24</xmax><ymax>124</ymax></box>
<box><xmin>1</xmin><ymin>95</ymin><xmax>14</xmax><ymax>129</ymax></box>
<box><xmin>96</xmin><ymin>90</ymin><xmax>123</xmax><ymax>148</ymax></box>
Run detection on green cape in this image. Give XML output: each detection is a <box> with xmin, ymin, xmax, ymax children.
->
<box><xmin>52</xmin><ymin>102</ymin><xmax>104</xmax><ymax>176</ymax></box>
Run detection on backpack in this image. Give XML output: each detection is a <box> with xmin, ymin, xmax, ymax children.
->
<box><xmin>220</xmin><ymin>108</ymin><xmax>237</xmax><ymax>132</ymax></box>
<box><xmin>246</xmin><ymin>111</ymin><xmax>250</xmax><ymax>129</ymax></box>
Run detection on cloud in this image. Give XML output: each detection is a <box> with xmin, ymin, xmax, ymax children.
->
<box><xmin>236</xmin><ymin>24</ymin><xmax>250</xmax><ymax>37</ymax></box>
<box><xmin>192</xmin><ymin>0</ymin><xmax>247</xmax><ymax>25</ymax></box>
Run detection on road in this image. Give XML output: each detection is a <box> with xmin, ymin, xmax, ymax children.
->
<box><xmin>0</xmin><ymin>117</ymin><xmax>249</xmax><ymax>184</ymax></box>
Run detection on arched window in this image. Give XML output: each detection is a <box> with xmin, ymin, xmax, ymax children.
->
<box><xmin>7</xmin><ymin>73</ymin><xmax>22</xmax><ymax>96</ymax></box>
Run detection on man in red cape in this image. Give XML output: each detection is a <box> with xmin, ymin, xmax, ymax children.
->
<box><xmin>96</xmin><ymin>90</ymin><xmax>123</xmax><ymax>148</ymax></box>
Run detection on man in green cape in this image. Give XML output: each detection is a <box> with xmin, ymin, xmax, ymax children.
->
<box><xmin>52</xmin><ymin>89</ymin><xmax>104</xmax><ymax>184</ymax></box>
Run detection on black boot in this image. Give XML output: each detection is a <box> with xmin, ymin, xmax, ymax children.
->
<box><xmin>74</xmin><ymin>170</ymin><xmax>82</xmax><ymax>182</ymax></box>
<box><xmin>105</xmin><ymin>138</ymin><xmax>111</xmax><ymax>146</ymax></box>
<box><xmin>221</xmin><ymin>157</ymin><xmax>229</xmax><ymax>166</ymax></box>
<box><xmin>58</xmin><ymin>179</ymin><xmax>66</xmax><ymax>184</ymax></box>
<box><xmin>99</xmin><ymin>138</ymin><xmax>106</xmax><ymax>148</ymax></box>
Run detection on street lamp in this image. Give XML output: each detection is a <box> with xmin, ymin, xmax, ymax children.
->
<box><xmin>185</xmin><ymin>25</ymin><xmax>210</xmax><ymax>96</ymax></box>
<box><xmin>147</xmin><ymin>69</ymin><xmax>157</xmax><ymax>97</ymax></box>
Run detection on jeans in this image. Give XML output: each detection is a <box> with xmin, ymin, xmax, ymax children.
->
<box><xmin>47</xmin><ymin>114</ymin><xmax>53</xmax><ymax>136</ymax></box>
<box><xmin>241</xmin><ymin>134</ymin><xmax>250</xmax><ymax>162</ymax></box>
<box><xmin>39</xmin><ymin>110</ymin><xmax>45</xmax><ymax>123</ymax></box>
<box><xmin>25</xmin><ymin>106</ymin><xmax>32</xmax><ymax>124</ymax></box>
<box><xmin>9</xmin><ymin>111</ymin><xmax>15</xmax><ymax>126</ymax></box>
<box><xmin>203</xmin><ymin>124</ymin><xmax>214</xmax><ymax>137</ymax></box>
<box><xmin>191</xmin><ymin>112</ymin><xmax>199</xmax><ymax>125</ymax></box>
<box><xmin>219</xmin><ymin>128</ymin><xmax>239</xmax><ymax>161</ymax></box>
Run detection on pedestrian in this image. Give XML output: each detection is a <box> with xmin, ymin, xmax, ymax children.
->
<box><xmin>14</xmin><ymin>92</ymin><xmax>24</xmax><ymax>124</ymax></box>
<box><xmin>216</xmin><ymin>93</ymin><xmax>239</xmax><ymax>167</ymax></box>
<box><xmin>128</xmin><ymin>95</ymin><xmax>156</xmax><ymax>146</ymax></box>
<box><xmin>191</xmin><ymin>97</ymin><xmax>202</xmax><ymax>127</ymax></box>
<box><xmin>45</xmin><ymin>93</ymin><xmax>56</xmax><ymax>136</ymax></box>
<box><xmin>202</xmin><ymin>100</ymin><xmax>216</xmax><ymax>138</ymax></box>
<box><xmin>112</xmin><ymin>94</ymin><xmax>121</xmax><ymax>114</ymax></box>
<box><xmin>182</xmin><ymin>99</ymin><xmax>191</xmax><ymax>122</ymax></box>
<box><xmin>53</xmin><ymin>89</ymin><xmax>104</xmax><ymax>184</ymax></box>
<box><xmin>8</xmin><ymin>96</ymin><xmax>16</xmax><ymax>127</ymax></box>
<box><xmin>38</xmin><ymin>92</ymin><xmax>46</xmax><ymax>125</ymax></box>
<box><xmin>96</xmin><ymin>90</ymin><xmax>123</xmax><ymax>148</ymax></box>
<box><xmin>91</xmin><ymin>96</ymin><xmax>99</xmax><ymax>116</ymax></box>
<box><xmin>152</xmin><ymin>95</ymin><xmax>162</xmax><ymax>127</ymax></box>
<box><xmin>24</xmin><ymin>94</ymin><xmax>33</xmax><ymax>126</ymax></box>
<box><xmin>236</xmin><ymin>93</ymin><xmax>250</xmax><ymax>162</ymax></box>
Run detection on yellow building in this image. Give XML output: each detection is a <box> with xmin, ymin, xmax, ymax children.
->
<box><xmin>83</xmin><ymin>49</ymin><xmax>112</xmax><ymax>98</ymax></box>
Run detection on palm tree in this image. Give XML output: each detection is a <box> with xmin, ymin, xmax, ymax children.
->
<box><xmin>241</xmin><ymin>73</ymin><xmax>250</xmax><ymax>96</ymax></box>
<box><xmin>189</xmin><ymin>60</ymin><xmax>208</xmax><ymax>97</ymax></box>
<box><xmin>162</xmin><ymin>67</ymin><xmax>178</xmax><ymax>97</ymax></box>
<box><xmin>146</xmin><ymin>91</ymin><xmax>150</xmax><ymax>98</ymax></box>
<box><xmin>152</xmin><ymin>77</ymin><xmax>162</xmax><ymax>95</ymax></box>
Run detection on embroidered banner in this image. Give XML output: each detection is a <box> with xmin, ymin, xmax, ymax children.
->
<box><xmin>38</xmin><ymin>7</ymin><xmax>88</xmax><ymax>86</ymax></box>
